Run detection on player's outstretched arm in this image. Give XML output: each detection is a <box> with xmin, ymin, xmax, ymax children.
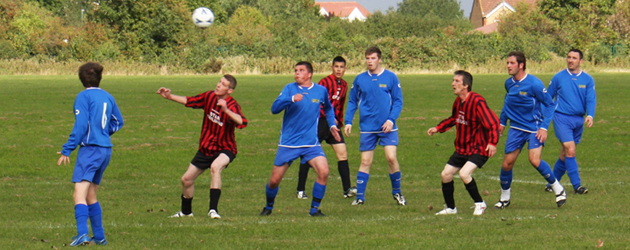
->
<box><xmin>156</xmin><ymin>87</ymin><xmax>187</xmax><ymax>104</ymax></box>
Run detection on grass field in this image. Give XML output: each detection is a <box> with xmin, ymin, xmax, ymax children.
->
<box><xmin>1</xmin><ymin>73</ymin><xmax>629</xmax><ymax>249</ymax></box>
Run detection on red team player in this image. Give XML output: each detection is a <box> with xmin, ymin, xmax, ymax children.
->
<box><xmin>157</xmin><ymin>75</ymin><xmax>247</xmax><ymax>219</ymax></box>
<box><xmin>427</xmin><ymin>70</ymin><xmax>499</xmax><ymax>216</ymax></box>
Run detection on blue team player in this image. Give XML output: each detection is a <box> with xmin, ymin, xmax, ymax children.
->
<box><xmin>57</xmin><ymin>62</ymin><xmax>124</xmax><ymax>246</ymax></box>
<box><xmin>544</xmin><ymin>49</ymin><xmax>596</xmax><ymax>195</ymax></box>
<box><xmin>494</xmin><ymin>52</ymin><xmax>567</xmax><ymax>209</ymax></box>
<box><xmin>260</xmin><ymin>61</ymin><xmax>340</xmax><ymax>217</ymax></box>
<box><xmin>344</xmin><ymin>47</ymin><xmax>406</xmax><ymax>206</ymax></box>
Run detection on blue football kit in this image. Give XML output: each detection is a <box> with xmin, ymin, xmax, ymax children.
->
<box><xmin>61</xmin><ymin>86</ymin><xmax>123</xmax><ymax>244</ymax></box>
<box><xmin>498</xmin><ymin>74</ymin><xmax>561</xmax><ymax>201</ymax></box>
<box><xmin>62</xmin><ymin>87</ymin><xmax>124</xmax><ymax>183</ymax></box>
<box><xmin>344</xmin><ymin>68</ymin><xmax>404</xmax><ymax>203</ymax></box>
<box><xmin>547</xmin><ymin>69</ymin><xmax>597</xmax><ymax>191</ymax></box>
<box><xmin>266</xmin><ymin>81</ymin><xmax>337</xmax><ymax>215</ymax></box>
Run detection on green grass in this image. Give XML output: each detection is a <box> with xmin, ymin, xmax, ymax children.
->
<box><xmin>1</xmin><ymin>74</ymin><xmax>629</xmax><ymax>249</ymax></box>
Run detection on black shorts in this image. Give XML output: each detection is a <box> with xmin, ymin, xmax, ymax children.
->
<box><xmin>447</xmin><ymin>152</ymin><xmax>488</xmax><ymax>169</ymax></box>
<box><xmin>318</xmin><ymin>119</ymin><xmax>345</xmax><ymax>145</ymax></box>
<box><xmin>190</xmin><ymin>150</ymin><xmax>235</xmax><ymax>170</ymax></box>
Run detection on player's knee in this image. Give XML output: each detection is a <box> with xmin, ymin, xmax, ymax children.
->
<box><xmin>440</xmin><ymin>170</ymin><xmax>452</xmax><ymax>180</ymax></box>
<box><xmin>529</xmin><ymin>158</ymin><xmax>541</xmax><ymax>167</ymax></box>
<box><xmin>181</xmin><ymin>176</ymin><xmax>194</xmax><ymax>187</ymax></box>
<box><xmin>209</xmin><ymin>165</ymin><xmax>223</xmax><ymax>176</ymax></box>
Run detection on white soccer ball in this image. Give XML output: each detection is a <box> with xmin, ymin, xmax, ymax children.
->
<box><xmin>192</xmin><ymin>7</ymin><xmax>214</xmax><ymax>28</ymax></box>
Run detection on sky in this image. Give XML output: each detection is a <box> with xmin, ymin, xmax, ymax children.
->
<box><xmin>315</xmin><ymin>0</ymin><xmax>475</xmax><ymax>18</ymax></box>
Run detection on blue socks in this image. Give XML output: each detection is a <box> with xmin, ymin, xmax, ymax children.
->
<box><xmin>553</xmin><ymin>158</ymin><xmax>567</xmax><ymax>182</ymax></box>
<box><xmin>500</xmin><ymin>169</ymin><xmax>513</xmax><ymax>190</ymax></box>
<box><xmin>265</xmin><ymin>184</ymin><xmax>279</xmax><ymax>210</ymax></box>
<box><xmin>536</xmin><ymin>160</ymin><xmax>557</xmax><ymax>184</ymax></box>
<box><xmin>310</xmin><ymin>182</ymin><xmax>326</xmax><ymax>215</ymax></box>
<box><xmin>88</xmin><ymin>202</ymin><xmax>105</xmax><ymax>240</ymax></box>
<box><xmin>356</xmin><ymin>172</ymin><xmax>369</xmax><ymax>201</ymax></box>
<box><xmin>389</xmin><ymin>171</ymin><xmax>402</xmax><ymax>195</ymax></box>
<box><xmin>565</xmin><ymin>156</ymin><xmax>581</xmax><ymax>188</ymax></box>
<box><xmin>75</xmin><ymin>204</ymin><xmax>89</xmax><ymax>236</ymax></box>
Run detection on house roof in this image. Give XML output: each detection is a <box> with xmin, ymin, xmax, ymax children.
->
<box><xmin>315</xmin><ymin>1</ymin><xmax>371</xmax><ymax>18</ymax></box>
<box><xmin>474</xmin><ymin>21</ymin><xmax>499</xmax><ymax>34</ymax></box>
<box><xmin>480</xmin><ymin>0</ymin><xmax>536</xmax><ymax>16</ymax></box>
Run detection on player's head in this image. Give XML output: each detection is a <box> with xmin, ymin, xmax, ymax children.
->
<box><xmin>567</xmin><ymin>49</ymin><xmax>584</xmax><ymax>72</ymax></box>
<box><xmin>332</xmin><ymin>56</ymin><xmax>346</xmax><ymax>79</ymax></box>
<box><xmin>223</xmin><ymin>74</ymin><xmax>237</xmax><ymax>90</ymax></box>
<box><xmin>365</xmin><ymin>47</ymin><xmax>382</xmax><ymax>59</ymax></box>
<box><xmin>215</xmin><ymin>75</ymin><xmax>236</xmax><ymax>96</ymax></box>
<box><xmin>454</xmin><ymin>70</ymin><xmax>473</xmax><ymax>92</ymax></box>
<box><xmin>78</xmin><ymin>62</ymin><xmax>104</xmax><ymax>88</ymax></box>
<box><xmin>507</xmin><ymin>51</ymin><xmax>526</xmax><ymax>76</ymax></box>
<box><xmin>568</xmin><ymin>49</ymin><xmax>583</xmax><ymax>59</ymax></box>
<box><xmin>365</xmin><ymin>47</ymin><xmax>382</xmax><ymax>72</ymax></box>
<box><xmin>295</xmin><ymin>61</ymin><xmax>313</xmax><ymax>84</ymax></box>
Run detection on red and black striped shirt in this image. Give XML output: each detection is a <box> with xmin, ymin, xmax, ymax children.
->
<box><xmin>435</xmin><ymin>92</ymin><xmax>499</xmax><ymax>157</ymax></box>
<box><xmin>186</xmin><ymin>91</ymin><xmax>247</xmax><ymax>156</ymax></box>
<box><xmin>318</xmin><ymin>74</ymin><xmax>348</xmax><ymax>126</ymax></box>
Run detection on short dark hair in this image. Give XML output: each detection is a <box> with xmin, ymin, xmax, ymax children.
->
<box><xmin>508</xmin><ymin>51</ymin><xmax>526</xmax><ymax>71</ymax></box>
<box><xmin>454</xmin><ymin>70</ymin><xmax>473</xmax><ymax>91</ymax></box>
<box><xmin>332</xmin><ymin>56</ymin><xmax>346</xmax><ymax>65</ymax></box>
<box><xmin>365</xmin><ymin>47</ymin><xmax>382</xmax><ymax>59</ymax></box>
<box><xmin>295</xmin><ymin>61</ymin><xmax>313</xmax><ymax>73</ymax></box>
<box><xmin>223</xmin><ymin>74</ymin><xmax>237</xmax><ymax>89</ymax></box>
<box><xmin>78</xmin><ymin>62</ymin><xmax>104</xmax><ymax>87</ymax></box>
<box><xmin>568</xmin><ymin>49</ymin><xmax>583</xmax><ymax>59</ymax></box>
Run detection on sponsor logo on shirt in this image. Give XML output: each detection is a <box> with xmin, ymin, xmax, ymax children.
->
<box><xmin>207</xmin><ymin>109</ymin><xmax>223</xmax><ymax>126</ymax></box>
<box><xmin>379</xmin><ymin>84</ymin><xmax>387</xmax><ymax>88</ymax></box>
<box><xmin>579</xmin><ymin>85</ymin><xmax>586</xmax><ymax>88</ymax></box>
<box><xmin>456</xmin><ymin>114</ymin><xmax>468</xmax><ymax>125</ymax></box>
<box><xmin>519</xmin><ymin>91</ymin><xmax>528</xmax><ymax>95</ymax></box>
<box><xmin>312</xmin><ymin>99</ymin><xmax>320</xmax><ymax>103</ymax></box>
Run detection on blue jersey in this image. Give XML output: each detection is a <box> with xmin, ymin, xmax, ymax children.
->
<box><xmin>344</xmin><ymin>69</ymin><xmax>403</xmax><ymax>133</ymax></box>
<box><xmin>62</xmin><ymin>88</ymin><xmax>124</xmax><ymax>156</ymax></box>
<box><xmin>547</xmin><ymin>69</ymin><xmax>596</xmax><ymax>118</ymax></box>
<box><xmin>271</xmin><ymin>82</ymin><xmax>337</xmax><ymax>148</ymax></box>
<box><xmin>499</xmin><ymin>74</ymin><xmax>554</xmax><ymax>133</ymax></box>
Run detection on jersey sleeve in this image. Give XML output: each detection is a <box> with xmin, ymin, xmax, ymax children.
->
<box><xmin>533</xmin><ymin>82</ymin><xmax>555</xmax><ymax>130</ymax></box>
<box><xmin>108</xmin><ymin>99</ymin><xmax>124</xmax><ymax>135</ymax></box>
<box><xmin>321</xmin><ymin>90</ymin><xmax>337</xmax><ymax>129</ymax></box>
<box><xmin>476</xmin><ymin>98</ymin><xmax>500</xmax><ymax>146</ymax></box>
<box><xmin>229</xmin><ymin>101</ymin><xmax>248</xmax><ymax>129</ymax></box>
<box><xmin>547</xmin><ymin>75</ymin><xmax>559</xmax><ymax>101</ymax></box>
<box><xmin>271</xmin><ymin>85</ymin><xmax>293</xmax><ymax>114</ymax></box>
<box><xmin>185</xmin><ymin>92</ymin><xmax>209</xmax><ymax>109</ymax></box>
<box><xmin>435</xmin><ymin>99</ymin><xmax>457</xmax><ymax>133</ymax></box>
<box><xmin>61</xmin><ymin>94</ymin><xmax>90</xmax><ymax>156</ymax></box>
<box><xmin>586</xmin><ymin>76</ymin><xmax>597</xmax><ymax>118</ymax></box>
<box><xmin>387</xmin><ymin>77</ymin><xmax>403</xmax><ymax>123</ymax></box>
<box><xmin>344</xmin><ymin>79</ymin><xmax>359</xmax><ymax>126</ymax></box>
<box><xmin>318</xmin><ymin>78</ymin><xmax>331</xmax><ymax>118</ymax></box>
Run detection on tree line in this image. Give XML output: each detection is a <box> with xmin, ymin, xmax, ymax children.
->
<box><xmin>1</xmin><ymin>0</ymin><xmax>629</xmax><ymax>73</ymax></box>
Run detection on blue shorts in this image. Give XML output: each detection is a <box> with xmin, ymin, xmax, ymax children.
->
<box><xmin>359</xmin><ymin>131</ymin><xmax>399</xmax><ymax>151</ymax></box>
<box><xmin>72</xmin><ymin>146</ymin><xmax>112</xmax><ymax>185</ymax></box>
<box><xmin>553</xmin><ymin>112</ymin><xmax>584</xmax><ymax>144</ymax></box>
<box><xmin>504</xmin><ymin>128</ymin><xmax>544</xmax><ymax>154</ymax></box>
<box><xmin>273</xmin><ymin>146</ymin><xmax>326</xmax><ymax>166</ymax></box>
